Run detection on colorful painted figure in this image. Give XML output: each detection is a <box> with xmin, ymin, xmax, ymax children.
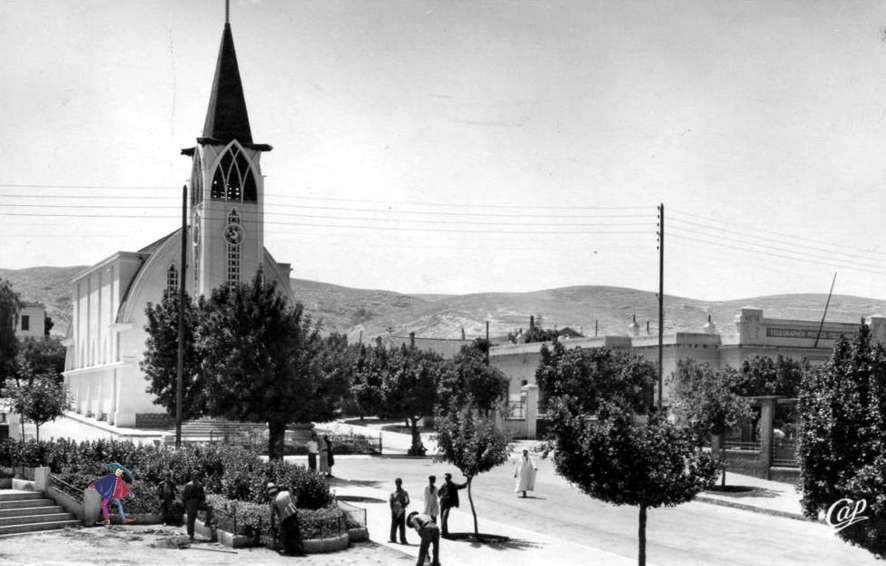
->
<box><xmin>88</xmin><ymin>463</ymin><xmax>134</xmax><ymax>526</ymax></box>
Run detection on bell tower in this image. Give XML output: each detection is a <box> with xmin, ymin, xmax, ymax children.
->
<box><xmin>182</xmin><ymin>8</ymin><xmax>272</xmax><ymax>297</ymax></box>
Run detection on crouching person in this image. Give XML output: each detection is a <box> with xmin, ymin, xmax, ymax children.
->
<box><xmin>407</xmin><ymin>511</ymin><xmax>441</xmax><ymax>566</ymax></box>
<box><xmin>268</xmin><ymin>482</ymin><xmax>303</xmax><ymax>555</ymax></box>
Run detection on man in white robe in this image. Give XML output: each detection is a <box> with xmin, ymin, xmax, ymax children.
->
<box><xmin>514</xmin><ymin>449</ymin><xmax>537</xmax><ymax>498</ymax></box>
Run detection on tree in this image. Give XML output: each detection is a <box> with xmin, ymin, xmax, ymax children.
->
<box><xmin>547</xmin><ymin>401</ymin><xmax>718</xmax><ymax>566</ymax></box>
<box><xmin>434</xmin><ymin>400</ymin><xmax>511</xmax><ymax>538</ymax></box>
<box><xmin>0</xmin><ymin>279</ymin><xmax>21</xmax><ymax>391</ymax></box>
<box><xmin>350</xmin><ymin>342</ymin><xmax>389</xmax><ymax>419</ymax></box>
<box><xmin>10</xmin><ymin>372</ymin><xmax>68</xmax><ymax>442</ymax></box>
<box><xmin>669</xmin><ymin>360</ymin><xmax>751</xmax><ymax>487</ymax></box>
<box><xmin>17</xmin><ymin>336</ymin><xmax>66</xmax><ymax>377</ymax></box>
<box><xmin>438</xmin><ymin>341</ymin><xmax>509</xmax><ymax>417</ymax></box>
<box><xmin>536</xmin><ymin>341</ymin><xmax>655</xmax><ymax>415</ymax></box>
<box><xmin>198</xmin><ymin>273</ymin><xmax>331</xmax><ymax>461</ymax></box>
<box><xmin>382</xmin><ymin>345</ymin><xmax>444</xmax><ymax>455</ymax></box>
<box><xmin>798</xmin><ymin>325</ymin><xmax>886</xmax><ymax>556</ymax></box>
<box><xmin>142</xmin><ymin>292</ymin><xmax>206</xmax><ymax>420</ymax></box>
<box><xmin>733</xmin><ymin>355</ymin><xmax>807</xmax><ymax>397</ymax></box>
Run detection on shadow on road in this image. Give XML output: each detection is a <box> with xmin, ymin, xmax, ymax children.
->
<box><xmin>444</xmin><ymin>532</ymin><xmax>542</xmax><ymax>552</ymax></box>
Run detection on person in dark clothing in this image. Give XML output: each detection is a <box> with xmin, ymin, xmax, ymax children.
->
<box><xmin>437</xmin><ymin>472</ymin><xmax>467</xmax><ymax>537</ymax></box>
<box><xmin>268</xmin><ymin>482</ymin><xmax>303</xmax><ymax>555</ymax></box>
<box><xmin>389</xmin><ymin>477</ymin><xmax>410</xmax><ymax>544</ymax></box>
<box><xmin>158</xmin><ymin>472</ymin><xmax>181</xmax><ymax>526</ymax></box>
<box><xmin>181</xmin><ymin>475</ymin><xmax>215</xmax><ymax>541</ymax></box>
<box><xmin>408</xmin><ymin>511</ymin><xmax>441</xmax><ymax>566</ymax></box>
<box><xmin>324</xmin><ymin>435</ymin><xmax>335</xmax><ymax>477</ymax></box>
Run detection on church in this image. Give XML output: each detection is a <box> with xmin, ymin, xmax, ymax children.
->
<box><xmin>62</xmin><ymin>14</ymin><xmax>294</xmax><ymax>428</ymax></box>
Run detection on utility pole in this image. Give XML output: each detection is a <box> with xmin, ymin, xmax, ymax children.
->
<box><xmin>175</xmin><ymin>184</ymin><xmax>187</xmax><ymax>449</ymax></box>
<box><xmin>657</xmin><ymin>203</ymin><xmax>664</xmax><ymax>411</ymax></box>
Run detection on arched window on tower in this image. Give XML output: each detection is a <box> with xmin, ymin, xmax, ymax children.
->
<box><xmin>191</xmin><ymin>153</ymin><xmax>203</xmax><ymax>207</ymax></box>
<box><xmin>166</xmin><ymin>264</ymin><xmax>179</xmax><ymax>296</ymax></box>
<box><xmin>210</xmin><ymin>145</ymin><xmax>257</xmax><ymax>203</ymax></box>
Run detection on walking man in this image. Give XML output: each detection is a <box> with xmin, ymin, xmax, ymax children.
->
<box><xmin>268</xmin><ymin>482</ymin><xmax>302</xmax><ymax>555</ymax></box>
<box><xmin>182</xmin><ymin>474</ymin><xmax>215</xmax><ymax>542</ymax></box>
<box><xmin>437</xmin><ymin>472</ymin><xmax>466</xmax><ymax>537</ymax></box>
<box><xmin>408</xmin><ymin>511</ymin><xmax>441</xmax><ymax>566</ymax></box>
<box><xmin>514</xmin><ymin>449</ymin><xmax>538</xmax><ymax>498</ymax></box>
<box><xmin>389</xmin><ymin>477</ymin><xmax>410</xmax><ymax>544</ymax></box>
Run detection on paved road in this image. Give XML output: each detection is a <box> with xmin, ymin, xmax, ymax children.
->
<box><xmin>327</xmin><ymin>452</ymin><xmax>878</xmax><ymax>566</ymax></box>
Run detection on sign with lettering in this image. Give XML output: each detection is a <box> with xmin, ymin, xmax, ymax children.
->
<box><xmin>766</xmin><ymin>328</ymin><xmax>846</xmax><ymax>341</ymax></box>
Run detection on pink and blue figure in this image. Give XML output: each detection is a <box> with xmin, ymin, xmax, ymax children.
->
<box><xmin>88</xmin><ymin>463</ymin><xmax>134</xmax><ymax>525</ymax></box>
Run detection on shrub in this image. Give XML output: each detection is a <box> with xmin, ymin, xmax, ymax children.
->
<box><xmin>298</xmin><ymin>506</ymin><xmax>346</xmax><ymax>539</ymax></box>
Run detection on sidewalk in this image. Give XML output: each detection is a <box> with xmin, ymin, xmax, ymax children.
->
<box><xmin>333</xmin><ymin>478</ymin><xmax>651</xmax><ymax>566</ymax></box>
<box><xmin>695</xmin><ymin>472</ymin><xmax>807</xmax><ymax>521</ymax></box>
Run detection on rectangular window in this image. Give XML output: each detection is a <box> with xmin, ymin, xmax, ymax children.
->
<box><xmin>21</xmin><ymin>315</ymin><xmax>29</xmax><ymax>331</ymax></box>
<box><xmin>227</xmin><ymin>243</ymin><xmax>241</xmax><ymax>291</ymax></box>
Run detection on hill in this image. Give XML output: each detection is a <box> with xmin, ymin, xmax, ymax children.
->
<box><xmin>3</xmin><ymin>266</ymin><xmax>885</xmax><ymax>341</ymax></box>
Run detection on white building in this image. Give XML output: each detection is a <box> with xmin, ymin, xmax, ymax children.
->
<box><xmin>62</xmin><ymin>15</ymin><xmax>294</xmax><ymax>428</ymax></box>
<box><xmin>16</xmin><ymin>302</ymin><xmax>46</xmax><ymax>339</ymax></box>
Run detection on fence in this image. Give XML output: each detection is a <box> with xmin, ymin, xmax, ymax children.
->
<box><xmin>507</xmin><ymin>400</ymin><xmax>525</xmax><ymax>419</ymax></box>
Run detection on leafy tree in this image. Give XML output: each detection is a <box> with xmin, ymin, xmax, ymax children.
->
<box><xmin>142</xmin><ymin>292</ymin><xmax>206</xmax><ymax>420</ymax></box>
<box><xmin>798</xmin><ymin>325</ymin><xmax>886</xmax><ymax>556</ymax></box>
<box><xmin>669</xmin><ymin>360</ymin><xmax>751</xmax><ymax>487</ymax></box>
<box><xmin>547</xmin><ymin>401</ymin><xmax>718</xmax><ymax>566</ymax></box>
<box><xmin>438</xmin><ymin>341</ymin><xmax>508</xmax><ymax>417</ymax></box>
<box><xmin>17</xmin><ymin>336</ymin><xmax>66</xmax><ymax>377</ymax></box>
<box><xmin>198</xmin><ymin>273</ymin><xmax>332</xmax><ymax>461</ymax></box>
<box><xmin>382</xmin><ymin>345</ymin><xmax>444</xmax><ymax>456</ymax></box>
<box><xmin>350</xmin><ymin>343</ymin><xmax>389</xmax><ymax>419</ymax></box>
<box><xmin>10</xmin><ymin>372</ymin><xmax>68</xmax><ymax>442</ymax></box>
<box><xmin>0</xmin><ymin>279</ymin><xmax>21</xmax><ymax>391</ymax></box>
<box><xmin>434</xmin><ymin>400</ymin><xmax>511</xmax><ymax>538</ymax></box>
<box><xmin>536</xmin><ymin>341</ymin><xmax>655</xmax><ymax>415</ymax></box>
<box><xmin>733</xmin><ymin>355</ymin><xmax>807</xmax><ymax>397</ymax></box>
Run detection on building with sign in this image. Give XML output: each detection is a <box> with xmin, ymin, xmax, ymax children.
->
<box><xmin>61</xmin><ymin>14</ymin><xmax>294</xmax><ymax>428</ymax></box>
<box><xmin>491</xmin><ymin>306</ymin><xmax>886</xmax><ymax>403</ymax></box>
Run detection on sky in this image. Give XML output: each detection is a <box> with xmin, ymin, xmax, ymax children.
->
<box><xmin>2</xmin><ymin>0</ymin><xmax>886</xmax><ymax>300</ymax></box>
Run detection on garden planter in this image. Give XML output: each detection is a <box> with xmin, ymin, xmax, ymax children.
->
<box><xmin>194</xmin><ymin>519</ymin><xmax>253</xmax><ymax>548</ymax></box>
<box><xmin>301</xmin><ymin>532</ymin><xmax>349</xmax><ymax>554</ymax></box>
<box><xmin>347</xmin><ymin>526</ymin><xmax>369</xmax><ymax>543</ymax></box>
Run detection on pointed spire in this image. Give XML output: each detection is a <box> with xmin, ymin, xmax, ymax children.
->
<box><xmin>202</xmin><ymin>21</ymin><xmax>253</xmax><ymax>145</ymax></box>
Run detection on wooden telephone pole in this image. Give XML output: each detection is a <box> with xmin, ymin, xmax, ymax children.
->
<box><xmin>657</xmin><ymin>203</ymin><xmax>664</xmax><ymax>411</ymax></box>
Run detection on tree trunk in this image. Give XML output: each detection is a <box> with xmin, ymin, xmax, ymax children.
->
<box><xmin>638</xmin><ymin>504</ymin><xmax>647</xmax><ymax>566</ymax></box>
<box><xmin>466</xmin><ymin>476</ymin><xmax>479</xmax><ymax>538</ymax></box>
<box><xmin>721</xmin><ymin>446</ymin><xmax>727</xmax><ymax>488</ymax></box>
<box><xmin>407</xmin><ymin>417</ymin><xmax>425</xmax><ymax>456</ymax></box>
<box><xmin>35</xmin><ymin>425</ymin><xmax>39</xmax><ymax>443</ymax></box>
<box><xmin>267</xmin><ymin>421</ymin><xmax>287</xmax><ymax>461</ymax></box>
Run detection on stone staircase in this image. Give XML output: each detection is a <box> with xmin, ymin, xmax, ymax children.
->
<box><xmin>0</xmin><ymin>490</ymin><xmax>80</xmax><ymax>536</ymax></box>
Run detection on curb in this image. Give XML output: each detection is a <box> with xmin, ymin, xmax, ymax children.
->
<box><xmin>694</xmin><ymin>494</ymin><xmax>810</xmax><ymax>522</ymax></box>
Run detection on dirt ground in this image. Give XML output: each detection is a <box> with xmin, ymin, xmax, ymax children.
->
<box><xmin>0</xmin><ymin>525</ymin><xmax>414</xmax><ymax>566</ymax></box>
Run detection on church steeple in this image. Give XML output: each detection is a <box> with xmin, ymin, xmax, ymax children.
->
<box><xmin>202</xmin><ymin>22</ymin><xmax>253</xmax><ymax>145</ymax></box>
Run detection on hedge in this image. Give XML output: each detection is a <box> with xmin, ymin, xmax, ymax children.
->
<box><xmin>206</xmin><ymin>493</ymin><xmax>346</xmax><ymax>541</ymax></box>
<box><xmin>0</xmin><ymin>439</ymin><xmax>332</xmax><ymax>511</ymax></box>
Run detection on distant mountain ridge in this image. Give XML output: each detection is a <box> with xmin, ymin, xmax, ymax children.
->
<box><xmin>3</xmin><ymin>266</ymin><xmax>885</xmax><ymax>341</ymax></box>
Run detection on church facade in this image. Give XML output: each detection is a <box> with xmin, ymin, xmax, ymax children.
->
<box><xmin>62</xmin><ymin>19</ymin><xmax>293</xmax><ymax>428</ymax></box>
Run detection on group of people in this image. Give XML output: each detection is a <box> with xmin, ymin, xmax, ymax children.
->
<box><xmin>387</xmin><ymin>450</ymin><xmax>538</xmax><ymax>566</ymax></box>
<box><xmin>388</xmin><ymin>472</ymin><xmax>467</xmax><ymax>566</ymax></box>
<box><xmin>305</xmin><ymin>432</ymin><xmax>335</xmax><ymax>477</ymax></box>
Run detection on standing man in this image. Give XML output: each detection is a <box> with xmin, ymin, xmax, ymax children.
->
<box><xmin>158</xmin><ymin>471</ymin><xmax>180</xmax><ymax>525</ymax></box>
<box><xmin>437</xmin><ymin>472</ymin><xmax>466</xmax><ymax>537</ymax></box>
<box><xmin>181</xmin><ymin>474</ymin><xmax>214</xmax><ymax>542</ymax></box>
<box><xmin>407</xmin><ymin>511</ymin><xmax>441</xmax><ymax>566</ymax></box>
<box><xmin>389</xmin><ymin>477</ymin><xmax>410</xmax><ymax>544</ymax></box>
<box><xmin>514</xmin><ymin>449</ymin><xmax>538</xmax><ymax>498</ymax></box>
<box><xmin>306</xmin><ymin>433</ymin><xmax>319</xmax><ymax>473</ymax></box>
<box><xmin>268</xmin><ymin>482</ymin><xmax>302</xmax><ymax>555</ymax></box>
